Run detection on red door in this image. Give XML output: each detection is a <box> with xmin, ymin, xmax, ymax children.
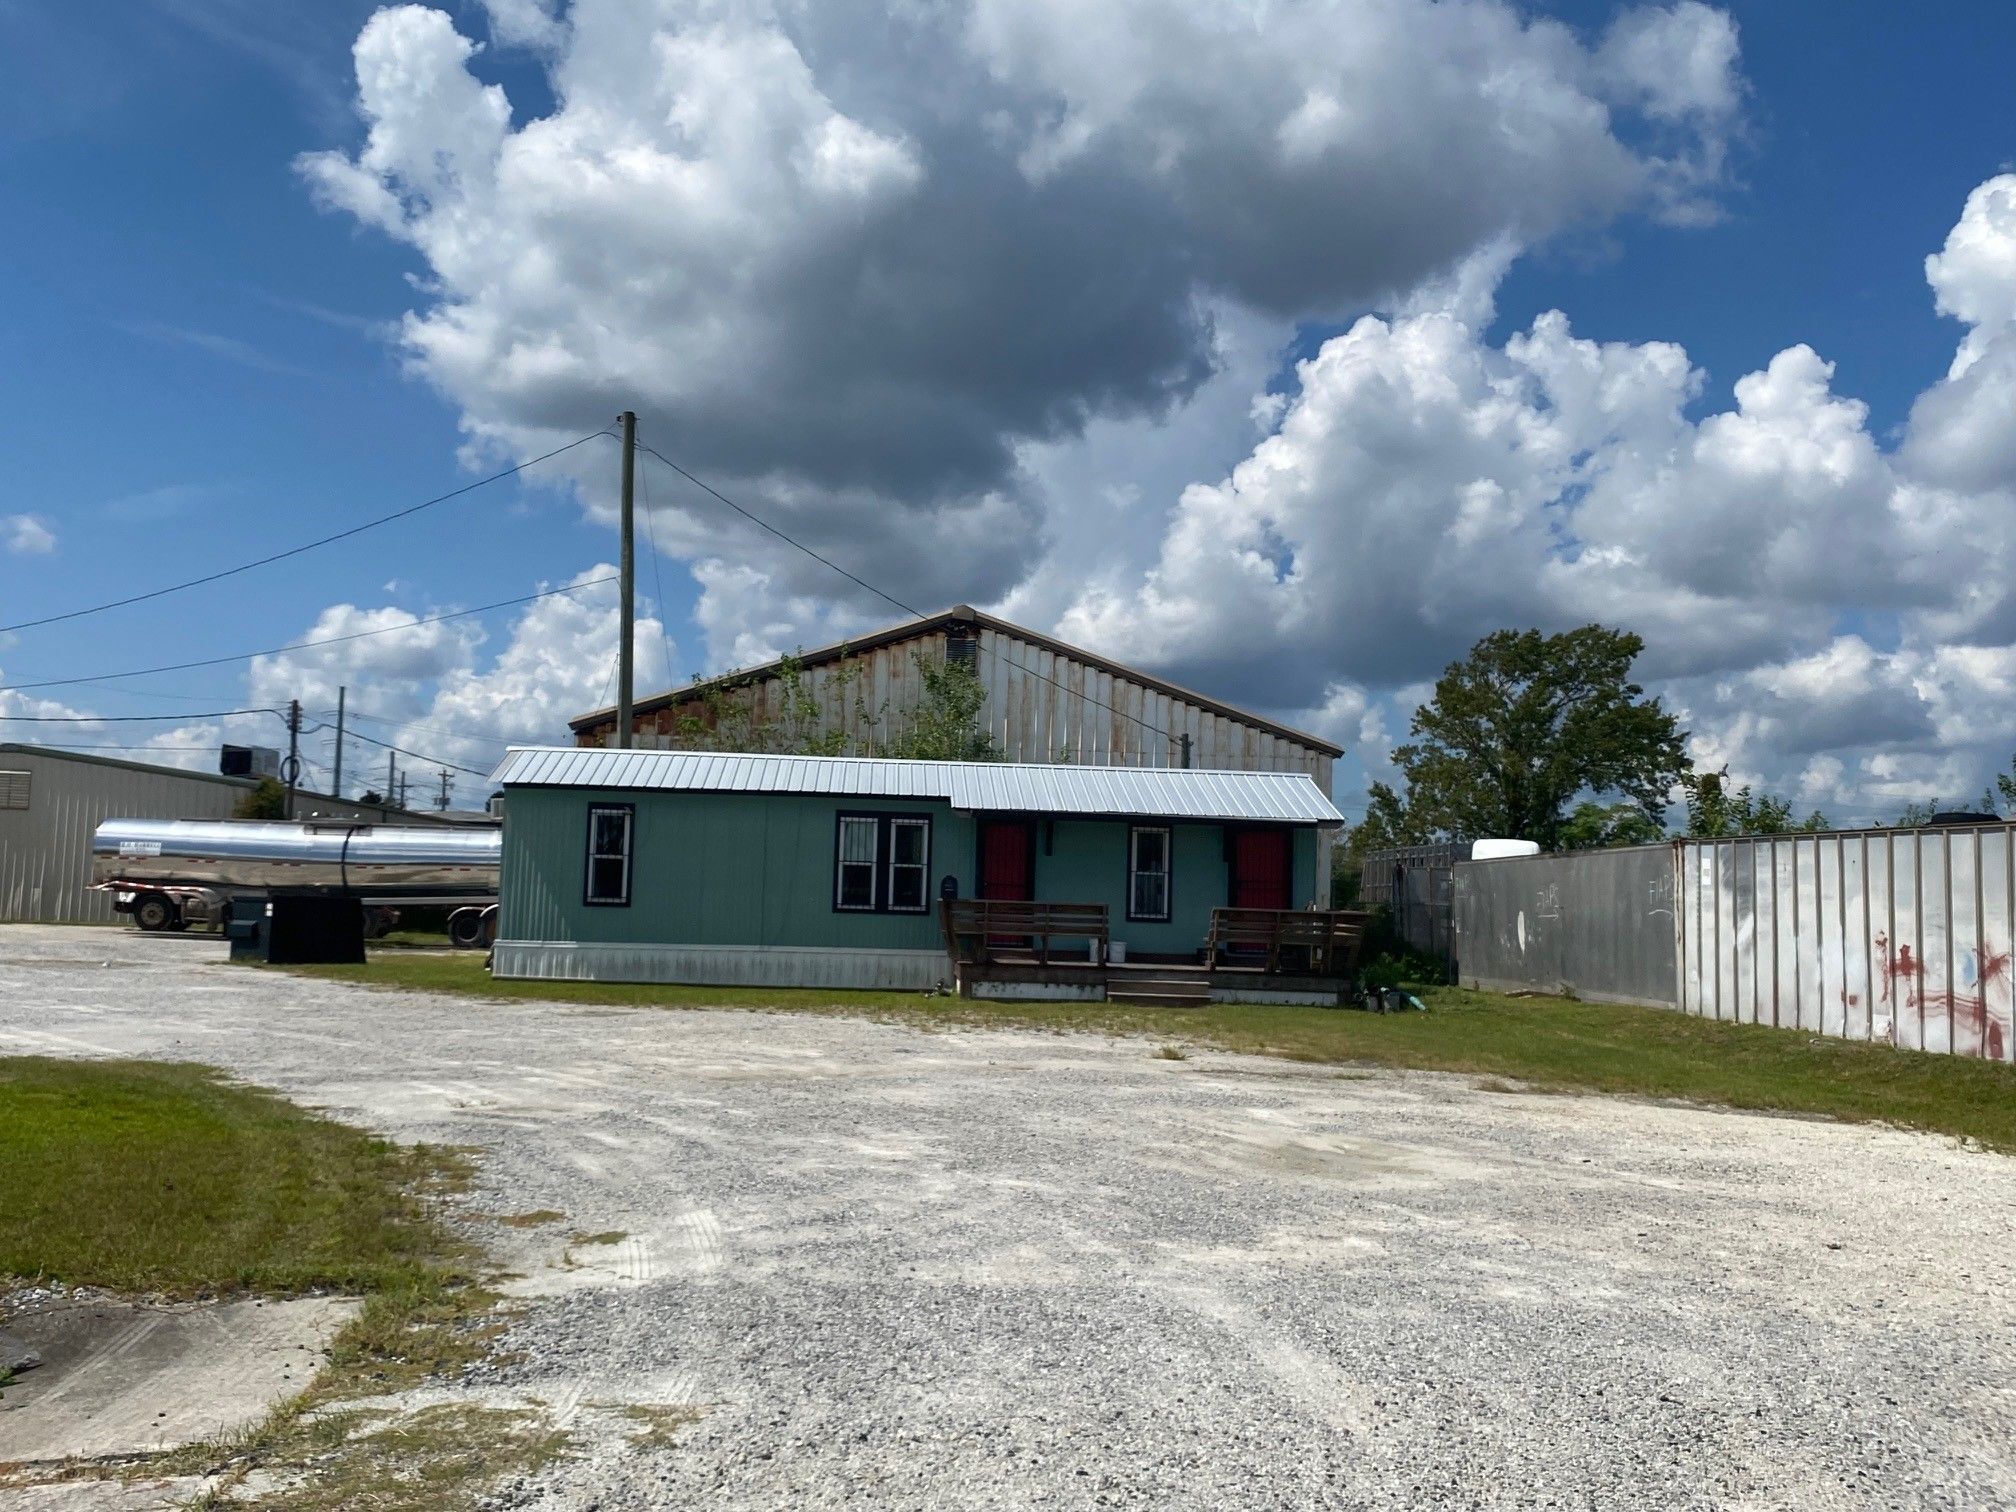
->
<box><xmin>977</xmin><ymin>821</ymin><xmax>1034</xmax><ymax>900</ymax></box>
<box><xmin>977</xmin><ymin>821</ymin><xmax>1035</xmax><ymax>951</ymax></box>
<box><xmin>1230</xmin><ymin>829</ymin><xmax>1292</xmax><ymax>910</ymax></box>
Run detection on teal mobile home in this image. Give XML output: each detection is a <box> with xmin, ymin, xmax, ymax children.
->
<box><xmin>489</xmin><ymin>749</ymin><xmax>1347</xmax><ymax>993</ymax></box>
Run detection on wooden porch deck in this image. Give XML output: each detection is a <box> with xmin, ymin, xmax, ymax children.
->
<box><xmin>938</xmin><ymin>900</ymin><xmax>1367</xmax><ymax>1007</ymax></box>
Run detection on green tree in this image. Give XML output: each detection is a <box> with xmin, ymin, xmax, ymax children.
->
<box><xmin>233</xmin><ymin>777</ymin><xmax>288</xmax><ymax>819</ymax></box>
<box><xmin>657</xmin><ymin>647</ymin><xmax>1000</xmax><ymax>760</ymax></box>
<box><xmin>880</xmin><ymin>654</ymin><xmax>1002</xmax><ymax>761</ymax></box>
<box><xmin>1380</xmin><ymin>625</ymin><xmax>1688</xmax><ymax>850</ymax></box>
<box><xmin>1680</xmin><ymin>769</ymin><xmax>1827</xmax><ymax>837</ymax></box>
<box><xmin>1557</xmin><ymin>799</ymin><xmax>1668</xmax><ymax>850</ymax></box>
<box><xmin>1963</xmin><ymin>754</ymin><xmax>2016</xmax><ymax>818</ymax></box>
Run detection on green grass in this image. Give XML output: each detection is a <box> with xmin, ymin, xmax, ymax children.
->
<box><xmin>289</xmin><ymin>953</ymin><xmax>2016</xmax><ymax>1154</ymax></box>
<box><xmin>0</xmin><ymin>1059</ymin><xmax>562</xmax><ymax>1507</ymax></box>
<box><xmin>0</xmin><ymin>1058</ymin><xmax>466</xmax><ymax>1297</ymax></box>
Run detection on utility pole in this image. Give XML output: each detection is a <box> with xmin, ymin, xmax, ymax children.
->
<box><xmin>332</xmin><ymin>685</ymin><xmax>346</xmax><ymax>799</ymax></box>
<box><xmin>284</xmin><ymin>699</ymin><xmax>302</xmax><ymax>819</ymax></box>
<box><xmin>387</xmin><ymin>750</ymin><xmax>397</xmax><ymax>810</ymax></box>
<box><xmin>616</xmin><ymin>409</ymin><xmax>637</xmax><ymax>750</ymax></box>
<box><xmin>1179</xmin><ymin>733</ymin><xmax>1193</xmax><ymax>769</ymax></box>
<box><xmin>437</xmin><ymin>769</ymin><xmax>452</xmax><ymax>811</ymax></box>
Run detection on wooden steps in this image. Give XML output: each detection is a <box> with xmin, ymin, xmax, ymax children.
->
<box><xmin>1105</xmin><ymin>969</ymin><xmax>1211</xmax><ymax>1008</ymax></box>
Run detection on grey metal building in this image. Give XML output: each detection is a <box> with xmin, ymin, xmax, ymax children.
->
<box><xmin>0</xmin><ymin>744</ymin><xmax>453</xmax><ymax>924</ymax></box>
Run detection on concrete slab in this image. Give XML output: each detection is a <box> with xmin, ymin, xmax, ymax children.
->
<box><xmin>0</xmin><ymin>1295</ymin><xmax>357</xmax><ymax>1466</ymax></box>
<box><xmin>1</xmin><ymin>1476</ymin><xmax>215</xmax><ymax>1510</ymax></box>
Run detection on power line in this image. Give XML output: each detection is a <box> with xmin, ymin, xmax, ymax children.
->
<box><xmin>631</xmin><ymin>438</ymin><xmax>1177</xmax><ymax>748</ymax></box>
<box><xmin>328</xmin><ymin>723</ymin><xmax>494</xmax><ymax>781</ymax></box>
<box><xmin>0</xmin><ymin>429</ymin><xmax>612</xmax><ymax>636</ymax></box>
<box><xmin>5</xmin><ymin>743</ymin><xmax>224</xmax><ymax>754</ymax></box>
<box><xmin>316</xmin><ymin>707</ymin><xmax>510</xmax><ymax>747</ymax></box>
<box><xmin>0</xmin><ymin>708</ymin><xmax>281</xmax><ymax>724</ymax></box>
<box><xmin>0</xmin><ymin>578</ymin><xmax>615</xmax><ymax>696</ymax></box>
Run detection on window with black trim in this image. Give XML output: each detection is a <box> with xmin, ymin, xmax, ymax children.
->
<box><xmin>584</xmin><ymin>804</ymin><xmax>634</xmax><ymax>906</ymax></box>
<box><xmin>1128</xmin><ymin>825</ymin><xmax>1171</xmax><ymax>922</ymax></box>
<box><xmin>887</xmin><ymin>817</ymin><xmax>931</xmax><ymax>912</ymax></box>
<box><xmin>836</xmin><ymin>815</ymin><xmax>879</xmax><ymax>911</ymax></box>
<box><xmin>833</xmin><ymin>811</ymin><xmax>933</xmax><ymax>914</ymax></box>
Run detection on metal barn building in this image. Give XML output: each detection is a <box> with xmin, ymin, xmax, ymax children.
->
<box><xmin>570</xmin><ymin>606</ymin><xmax>1341</xmax><ymax>785</ymax></box>
<box><xmin>489</xmin><ymin>747</ymin><xmax>1345</xmax><ymax>993</ymax></box>
<box><xmin>0</xmin><ymin>744</ymin><xmax>449</xmax><ymax>924</ymax></box>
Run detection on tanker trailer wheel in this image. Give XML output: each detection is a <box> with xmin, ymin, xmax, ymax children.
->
<box><xmin>132</xmin><ymin>893</ymin><xmax>178</xmax><ymax>933</ymax></box>
<box><xmin>448</xmin><ymin>906</ymin><xmax>489</xmax><ymax>950</ymax></box>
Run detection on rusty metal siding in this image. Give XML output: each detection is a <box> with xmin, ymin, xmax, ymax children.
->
<box><xmin>1679</xmin><ymin>827</ymin><xmax>2014</xmax><ymax>1062</ymax></box>
<box><xmin>624</xmin><ymin>622</ymin><xmax>1333</xmax><ymax>778</ymax></box>
<box><xmin>1453</xmin><ymin>846</ymin><xmax>1679</xmax><ymax>1008</ymax></box>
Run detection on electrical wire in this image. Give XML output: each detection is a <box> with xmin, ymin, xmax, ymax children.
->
<box><xmin>0</xmin><ymin>430</ymin><xmax>614</xmax><ymax>636</ymax></box>
<box><xmin>0</xmin><ymin>578</ymin><xmax>616</xmax><ymax>696</ymax></box>
<box><xmin>317</xmin><ymin>706</ymin><xmax>511</xmax><ymax>747</ymax></box>
<box><xmin>630</xmin><ymin>438</ymin><xmax>1179</xmax><ymax>750</ymax></box>
<box><xmin>327</xmin><ymin>723</ymin><xmax>494</xmax><ymax>780</ymax></box>
<box><xmin>0</xmin><ymin>708</ymin><xmax>282</xmax><ymax>724</ymax></box>
<box><xmin>6</xmin><ymin>743</ymin><xmax>220</xmax><ymax>754</ymax></box>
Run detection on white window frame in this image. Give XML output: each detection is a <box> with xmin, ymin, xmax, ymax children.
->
<box><xmin>835</xmin><ymin>814</ymin><xmax>880</xmax><ymax>912</ymax></box>
<box><xmin>1128</xmin><ymin>824</ymin><xmax>1172</xmax><ymax>923</ymax></box>
<box><xmin>886</xmin><ymin>817</ymin><xmax>932</xmax><ymax>915</ymax></box>
<box><xmin>584</xmin><ymin>803</ymin><xmax>634</xmax><ymax>907</ymax></box>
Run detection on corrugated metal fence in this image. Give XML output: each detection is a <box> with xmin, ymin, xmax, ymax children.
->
<box><xmin>1359</xmin><ymin>843</ymin><xmax>1463</xmax><ymax>964</ymax></box>
<box><xmin>1442</xmin><ymin>826</ymin><xmax>2016</xmax><ymax>1063</ymax></box>
<box><xmin>1680</xmin><ymin>827</ymin><xmax>2013</xmax><ymax>1061</ymax></box>
<box><xmin>1454</xmin><ymin>846</ymin><xmax>1677</xmax><ymax>1008</ymax></box>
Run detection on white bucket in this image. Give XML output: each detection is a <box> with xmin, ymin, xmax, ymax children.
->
<box><xmin>1107</xmin><ymin>940</ymin><xmax>1127</xmax><ymax>964</ymax></box>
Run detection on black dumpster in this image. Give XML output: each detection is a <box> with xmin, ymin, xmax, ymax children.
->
<box><xmin>225</xmin><ymin>895</ymin><xmax>367</xmax><ymax>965</ymax></box>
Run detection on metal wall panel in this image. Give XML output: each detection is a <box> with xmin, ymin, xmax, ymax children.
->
<box><xmin>1453</xmin><ymin>846</ymin><xmax>1679</xmax><ymax>1008</ymax></box>
<box><xmin>0</xmin><ymin>747</ymin><xmax>440</xmax><ymax>924</ymax></box>
<box><xmin>623</xmin><ymin>625</ymin><xmax>1335</xmax><ymax>787</ymax></box>
<box><xmin>494</xmin><ymin>940</ymin><xmax>948</xmax><ymax>991</ymax></box>
<box><xmin>1679</xmin><ymin>827</ymin><xmax>2014</xmax><ymax>1063</ymax></box>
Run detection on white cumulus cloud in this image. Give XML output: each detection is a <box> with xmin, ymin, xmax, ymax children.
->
<box><xmin>4</xmin><ymin>515</ymin><xmax>56</xmax><ymax>554</ymax></box>
<box><xmin>1061</xmin><ymin>171</ymin><xmax>2016</xmax><ymax>819</ymax></box>
<box><xmin>300</xmin><ymin>0</ymin><xmax>1746</xmax><ymax>668</ymax></box>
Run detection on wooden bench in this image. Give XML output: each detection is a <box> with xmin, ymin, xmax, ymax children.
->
<box><xmin>940</xmin><ymin>898</ymin><xmax>1110</xmax><ymax>967</ymax></box>
<box><xmin>1206</xmin><ymin>907</ymin><xmax>1366</xmax><ymax>977</ymax></box>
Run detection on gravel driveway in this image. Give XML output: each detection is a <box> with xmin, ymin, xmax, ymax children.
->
<box><xmin>3</xmin><ymin>924</ymin><xmax>2012</xmax><ymax>1509</ymax></box>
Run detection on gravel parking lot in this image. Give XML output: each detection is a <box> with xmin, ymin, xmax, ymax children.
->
<box><xmin>4</xmin><ymin>924</ymin><xmax>2014</xmax><ymax>1509</ymax></box>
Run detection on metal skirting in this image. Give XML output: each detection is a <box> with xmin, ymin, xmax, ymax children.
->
<box><xmin>965</xmin><ymin>979</ymin><xmax>1107</xmax><ymax>1002</ymax></box>
<box><xmin>491</xmin><ymin>940</ymin><xmax>950</xmax><ymax>991</ymax></box>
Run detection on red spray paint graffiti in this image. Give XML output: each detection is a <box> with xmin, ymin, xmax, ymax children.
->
<box><xmin>1871</xmin><ymin>933</ymin><xmax>2008</xmax><ymax>1061</ymax></box>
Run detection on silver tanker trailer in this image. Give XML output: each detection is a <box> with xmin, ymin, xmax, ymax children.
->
<box><xmin>91</xmin><ymin>818</ymin><xmax>501</xmax><ymax>947</ymax></box>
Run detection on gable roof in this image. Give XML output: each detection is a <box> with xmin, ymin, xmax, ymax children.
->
<box><xmin>568</xmin><ymin>605</ymin><xmax>1343</xmax><ymax>758</ymax></box>
<box><xmin>491</xmin><ymin>747</ymin><xmax>1345</xmax><ymax>826</ymax></box>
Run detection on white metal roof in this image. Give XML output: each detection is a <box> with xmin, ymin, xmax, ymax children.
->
<box><xmin>490</xmin><ymin>748</ymin><xmax>1344</xmax><ymax>825</ymax></box>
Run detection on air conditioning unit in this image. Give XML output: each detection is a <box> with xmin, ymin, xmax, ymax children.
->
<box><xmin>220</xmin><ymin>745</ymin><xmax>281</xmax><ymax>779</ymax></box>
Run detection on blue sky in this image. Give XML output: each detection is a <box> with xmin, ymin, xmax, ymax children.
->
<box><xmin>2</xmin><ymin>1</ymin><xmax>2014</xmax><ymax>816</ymax></box>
